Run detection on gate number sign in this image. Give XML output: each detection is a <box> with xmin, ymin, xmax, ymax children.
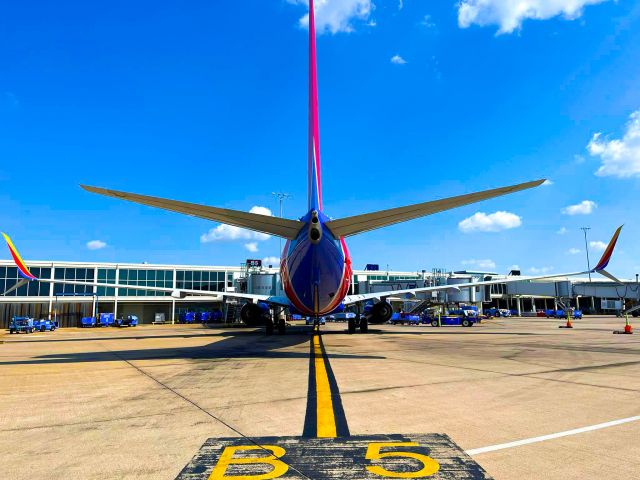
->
<box><xmin>176</xmin><ymin>434</ymin><xmax>491</xmax><ymax>480</ymax></box>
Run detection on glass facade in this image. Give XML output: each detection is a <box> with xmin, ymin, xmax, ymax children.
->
<box><xmin>53</xmin><ymin>268</ymin><xmax>95</xmax><ymax>296</ymax></box>
<box><xmin>119</xmin><ymin>269</ymin><xmax>173</xmax><ymax>296</ymax></box>
<box><xmin>177</xmin><ymin>270</ymin><xmax>225</xmax><ymax>292</ymax></box>
<box><xmin>97</xmin><ymin>268</ymin><xmax>116</xmax><ymax>296</ymax></box>
<box><xmin>0</xmin><ymin>266</ymin><xmax>52</xmax><ymax>296</ymax></box>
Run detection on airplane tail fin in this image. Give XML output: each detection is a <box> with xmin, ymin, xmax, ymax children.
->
<box><xmin>593</xmin><ymin>225</ymin><xmax>623</xmax><ymax>283</ymax></box>
<box><xmin>80</xmin><ymin>185</ymin><xmax>302</xmax><ymax>239</ymax></box>
<box><xmin>2</xmin><ymin>233</ymin><xmax>38</xmax><ymax>280</ymax></box>
<box><xmin>308</xmin><ymin>0</ymin><xmax>322</xmax><ymax>211</ymax></box>
<box><xmin>2</xmin><ymin>232</ymin><xmax>37</xmax><ymax>295</ymax></box>
<box><xmin>326</xmin><ymin>179</ymin><xmax>545</xmax><ymax>237</ymax></box>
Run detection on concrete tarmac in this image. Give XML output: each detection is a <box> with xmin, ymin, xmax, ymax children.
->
<box><xmin>1</xmin><ymin>316</ymin><xmax>639</xmax><ymax>479</ymax></box>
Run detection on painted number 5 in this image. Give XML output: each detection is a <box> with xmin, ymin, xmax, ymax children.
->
<box><xmin>365</xmin><ymin>442</ymin><xmax>440</xmax><ymax>478</ymax></box>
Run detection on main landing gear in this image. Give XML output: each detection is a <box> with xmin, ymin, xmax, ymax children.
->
<box><xmin>348</xmin><ymin>316</ymin><xmax>368</xmax><ymax>333</ymax></box>
<box><xmin>266</xmin><ymin>307</ymin><xmax>287</xmax><ymax>336</ymax></box>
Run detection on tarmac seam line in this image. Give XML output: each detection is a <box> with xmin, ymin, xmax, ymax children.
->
<box><xmin>97</xmin><ymin>342</ymin><xmax>314</xmax><ymax>480</ymax></box>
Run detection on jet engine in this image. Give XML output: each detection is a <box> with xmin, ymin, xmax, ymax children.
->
<box><xmin>240</xmin><ymin>301</ymin><xmax>271</xmax><ymax>326</ymax></box>
<box><xmin>366</xmin><ymin>300</ymin><xmax>393</xmax><ymax>324</ymax></box>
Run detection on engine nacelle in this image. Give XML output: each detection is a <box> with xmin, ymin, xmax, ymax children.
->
<box><xmin>240</xmin><ymin>301</ymin><xmax>271</xmax><ymax>326</ymax></box>
<box><xmin>366</xmin><ymin>300</ymin><xmax>393</xmax><ymax>324</ymax></box>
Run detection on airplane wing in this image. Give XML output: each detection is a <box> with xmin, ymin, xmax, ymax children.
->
<box><xmin>0</xmin><ymin>233</ymin><xmax>290</xmax><ymax>307</ymax></box>
<box><xmin>326</xmin><ymin>179</ymin><xmax>545</xmax><ymax>238</ymax></box>
<box><xmin>80</xmin><ymin>185</ymin><xmax>303</xmax><ymax>239</ymax></box>
<box><xmin>343</xmin><ymin>225</ymin><xmax>624</xmax><ymax>305</ymax></box>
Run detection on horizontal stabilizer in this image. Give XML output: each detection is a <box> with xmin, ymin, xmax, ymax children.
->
<box><xmin>80</xmin><ymin>185</ymin><xmax>302</xmax><ymax>239</ymax></box>
<box><xmin>326</xmin><ymin>179</ymin><xmax>545</xmax><ymax>237</ymax></box>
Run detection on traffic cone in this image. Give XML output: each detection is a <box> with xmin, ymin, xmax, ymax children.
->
<box><xmin>614</xmin><ymin>314</ymin><xmax>633</xmax><ymax>334</ymax></box>
<box><xmin>559</xmin><ymin>310</ymin><xmax>573</xmax><ymax>328</ymax></box>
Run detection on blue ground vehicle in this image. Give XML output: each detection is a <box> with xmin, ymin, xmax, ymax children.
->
<box><xmin>9</xmin><ymin>316</ymin><xmax>35</xmax><ymax>334</ymax></box>
<box><xmin>424</xmin><ymin>310</ymin><xmax>479</xmax><ymax>327</ymax></box>
<box><xmin>389</xmin><ymin>312</ymin><xmax>421</xmax><ymax>325</ymax></box>
<box><xmin>80</xmin><ymin>317</ymin><xmax>96</xmax><ymax>327</ymax></box>
<box><xmin>545</xmin><ymin>309</ymin><xmax>582</xmax><ymax>319</ymax></box>
<box><xmin>97</xmin><ymin>313</ymin><xmax>114</xmax><ymax>327</ymax></box>
<box><xmin>115</xmin><ymin>315</ymin><xmax>138</xmax><ymax>327</ymax></box>
<box><xmin>305</xmin><ymin>316</ymin><xmax>326</xmax><ymax>325</ymax></box>
<box><xmin>179</xmin><ymin>312</ymin><xmax>196</xmax><ymax>324</ymax></box>
<box><xmin>37</xmin><ymin>319</ymin><xmax>56</xmax><ymax>332</ymax></box>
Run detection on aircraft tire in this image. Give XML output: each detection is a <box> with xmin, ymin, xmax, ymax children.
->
<box><xmin>277</xmin><ymin>318</ymin><xmax>286</xmax><ymax>335</ymax></box>
<box><xmin>359</xmin><ymin>318</ymin><xmax>368</xmax><ymax>333</ymax></box>
<box><xmin>265</xmin><ymin>320</ymin><xmax>274</xmax><ymax>336</ymax></box>
<box><xmin>348</xmin><ymin>318</ymin><xmax>356</xmax><ymax>334</ymax></box>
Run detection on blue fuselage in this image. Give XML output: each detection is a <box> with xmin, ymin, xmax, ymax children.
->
<box><xmin>281</xmin><ymin>210</ymin><xmax>352</xmax><ymax>316</ymax></box>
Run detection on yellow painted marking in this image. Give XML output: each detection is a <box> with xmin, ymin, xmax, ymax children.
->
<box><xmin>365</xmin><ymin>442</ymin><xmax>440</xmax><ymax>478</ymax></box>
<box><xmin>313</xmin><ymin>334</ymin><xmax>337</xmax><ymax>437</ymax></box>
<box><xmin>208</xmin><ymin>445</ymin><xmax>288</xmax><ymax>480</ymax></box>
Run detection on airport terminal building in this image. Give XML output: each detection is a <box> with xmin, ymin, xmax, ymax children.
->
<box><xmin>1</xmin><ymin>259</ymin><xmax>638</xmax><ymax>328</ymax></box>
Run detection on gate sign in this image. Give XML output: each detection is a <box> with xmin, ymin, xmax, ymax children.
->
<box><xmin>246</xmin><ymin>259</ymin><xmax>262</xmax><ymax>268</ymax></box>
<box><xmin>176</xmin><ymin>434</ymin><xmax>491</xmax><ymax>479</ymax></box>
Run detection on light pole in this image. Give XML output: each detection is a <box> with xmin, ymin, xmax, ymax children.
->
<box><xmin>581</xmin><ymin>226</ymin><xmax>595</xmax><ymax>312</ymax></box>
<box><xmin>581</xmin><ymin>227</ymin><xmax>591</xmax><ymax>281</ymax></box>
<box><xmin>272</xmin><ymin>192</ymin><xmax>292</xmax><ymax>258</ymax></box>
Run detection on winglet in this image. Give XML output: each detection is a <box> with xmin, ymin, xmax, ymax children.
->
<box><xmin>1</xmin><ymin>233</ymin><xmax>38</xmax><ymax>280</ymax></box>
<box><xmin>593</xmin><ymin>225</ymin><xmax>623</xmax><ymax>272</ymax></box>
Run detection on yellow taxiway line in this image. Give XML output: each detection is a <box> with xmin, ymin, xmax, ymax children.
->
<box><xmin>313</xmin><ymin>329</ymin><xmax>337</xmax><ymax>437</ymax></box>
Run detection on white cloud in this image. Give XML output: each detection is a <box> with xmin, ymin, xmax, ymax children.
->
<box><xmin>457</xmin><ymin>0</ymin><xmax>609</xmax><ymax>34</ymax></box>
<box><xmin>529</xmin><ymin>266</ymin><xmax>553</xmax><ymax>274</ymax></box>
<box><xmin>87</xmin><ymin>240</ymin><xmax>107</xmax><ymax>250</ymax></box>
<box><xmin>542</xmin><ymin>179</ymin><xmax>553</xmax><ymax>186</ymax></box>
<box><xmin>458</xmin><ymin>211</ymin><xmax>522</xmax><ymax>233</ymax></box>
<box><xmin>292</xmin><ymin>0</ymin><xmax>373</xmax><ymax>34</ymax></box>
<box><xmin>567</xmin><ymin>248</ymin><xmax>581</xmax><ymax>255</ymax></box>
<box><xmin>263</xmin><ymin>256</ymin><xmax>280</xmax><ymax>266</ymax></box>
<box><xmin>461</xmin><ymin>259</ymin><xmax>496</xmax><ymax>270</ymax></box>
<box><xmin>557</xmin><ymin>227</ymin><xmax>568</xmax><ymax>235</ymax></box>
<box><xmin>390</xmin><ymin>55</ymin><xmax>407</xmax><ymax>65</ymax></box>
<box><xmin>201</xmin><ymin>206</ymin><xmax>272</xmax><ymax>243</ymax></box>
<box><xmin>561</xmin><ymin>200</ymin><xmax>596</xmax><ymax>215</ymax></box>
<box><xmin>574</xmin><ymin>154</ymin><xmax>585</xmax><ymax>164</ymax></box>
<box><xmin>421</xmin><ymin>15</ymin><xmax>435</xmax><ymax>28</ymax></box>
<box><xmin>398</xmin><ymin>0</ymin><xmax>403</xmax><ymax>10</ymax></box>
<box><xmin>589</xmin><ymin>110</ymin><xmax>640</xmax><ymax>178</ymax></box>
<box><xmin>589</xmin><ymin>240</ymin><xmax>607</xmax><ymax>252</ymax></box>
<box><xmin>244</xmin><ymin>242</ymin><xmax>258</xmax><ymax>253</ymax></box>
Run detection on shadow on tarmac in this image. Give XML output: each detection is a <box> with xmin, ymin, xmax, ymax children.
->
<box><xmin>0</xmin><ymin>325</ymin><xmax>386</xmax><ymax>366</ymax></box>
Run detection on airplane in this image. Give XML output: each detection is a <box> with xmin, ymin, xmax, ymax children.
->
<box><xmin>1</xmin><ymin>0</ymin><xmax>625</xmax><ymax>335</ymax></box>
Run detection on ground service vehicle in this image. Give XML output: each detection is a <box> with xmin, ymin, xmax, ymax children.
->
<box><xmin>389</xmin><ymin>312</ymin><xmax>422</xmax><ymax>325</ymax></box>
<box><xmin>115</xmin><ymin>315</ymin><xmax>138</xmax><ymax>327</ymax></box>
<box><xmin>37</xmin><ymin>319</ymin><xmax>56</xmax><ymax>332</ymax></box>
<box><xmin>80</xmin><ymin>317</ymin><xmax>96</xmax><ymax>327</ymax></box>
<box><xmin>98</xmin><ymin>313</ymin><xmax>114</xmax><ymax>327</ymax></box>
<box><xmin>428</xmin><ymin>315</ymin><xmax>478</xmax><ymax>327</ymax></box>
<box><xmin>9</xmin><ymin>316</ymin><xmax>35</xmax><ymax>334</ymax></box>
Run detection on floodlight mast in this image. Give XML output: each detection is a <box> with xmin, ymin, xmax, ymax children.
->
<box><xmin>272</xmin><ymin>192</ymin><xmax>292</xmax><ymax>259</ymax></box>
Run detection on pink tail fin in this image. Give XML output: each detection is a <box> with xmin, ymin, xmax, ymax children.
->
<box><xmin>308</xmin><ymin>0</ymin><xmax>322</xmax><ymax>211</ymax></box>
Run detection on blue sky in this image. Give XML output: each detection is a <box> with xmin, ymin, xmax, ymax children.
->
<box><xmin>2</xmin><ymin>0</ymin><xmax>640</xmax><ymax>277</ymax></box>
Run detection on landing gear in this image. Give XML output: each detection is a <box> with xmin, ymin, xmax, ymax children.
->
<box><xmin>348</xmin><ymin>317</ymin><xmax>356</xmax><ymax>334</ymax></box>
<box><xmin>265</xmin><ymin>319</ymin><xmax>274</xmax><ymax>336</ymax></box>
<box><xmin>359</xmin><ymin>317</ymin><xmax>368</xmax><ymax>333</ymax></box>
<box><xmin>277</xmin><ymin>318</ymin><xmax>286</xmax><ymax>335</ymax></box>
